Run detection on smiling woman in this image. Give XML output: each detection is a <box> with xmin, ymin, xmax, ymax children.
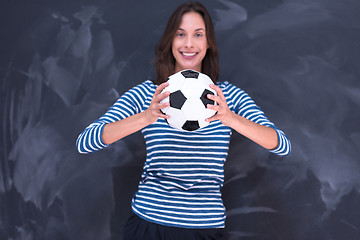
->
<box><xmin>155</xmin><ymin>1</ymin><xmax>219</xmax><ymax>85</ymax></box>
<box><xmin>76</xmin><ymin>1</ymin><xmax>291</xmax><ymax>240</ymax></box>
<box><xmin>172</xmin><ymin>12</ymin><xmax>208</xmax><ymax>73</ymax></box>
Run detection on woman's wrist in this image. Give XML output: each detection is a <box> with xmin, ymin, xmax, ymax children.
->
<box><xmin>141</xmin><ymin>110</ymin><xmax>155</xmax><ymax>126</ymax></box>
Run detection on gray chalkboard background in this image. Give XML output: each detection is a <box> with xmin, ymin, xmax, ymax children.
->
<box><xmin>1</xmin><ymin>0</ymin><xmax>360</xmax><ymax>239</ymax></box>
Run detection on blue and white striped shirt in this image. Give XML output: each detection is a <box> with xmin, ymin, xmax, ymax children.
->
<box><xmin>76</xmin><ymin>80</ymin><xmax>291</xmax><ymax>229</ymax></box>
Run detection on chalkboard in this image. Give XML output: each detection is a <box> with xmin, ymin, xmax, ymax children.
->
<box><xmin>1</xmin><ymin>0</ymin><xmax>359</xmax><ymax>239</ymax></box>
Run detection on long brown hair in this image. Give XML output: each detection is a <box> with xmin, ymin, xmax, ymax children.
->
<box><xmin>154</xmin><ymin>1</ymin><xmax>219</xmax><ymax>85</ymax></box>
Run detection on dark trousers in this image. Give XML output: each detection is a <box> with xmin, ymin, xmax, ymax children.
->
<box><xmin>123</xmin><ymin>212</ymin><xmax>224</xmax><ymax>240</ymax></box>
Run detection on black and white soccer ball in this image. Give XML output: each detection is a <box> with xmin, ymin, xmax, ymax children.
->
<box><xmin>160</xmin><ymin>69</ymin><xmax>217</xmax><ymax>131</ymax></box>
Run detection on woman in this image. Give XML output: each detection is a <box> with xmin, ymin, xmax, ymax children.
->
<box><xmin>76</xmin><ymin>2</ymin><xmax>291</xmax><ymax>239</ymax></box>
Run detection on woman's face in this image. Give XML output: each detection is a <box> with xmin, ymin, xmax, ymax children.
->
<box><xmin>172</xmin><ymin>11</ymin><xmax>208</xmax><ymax>73</ymax></box>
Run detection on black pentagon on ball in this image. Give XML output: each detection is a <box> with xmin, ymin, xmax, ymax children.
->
<box><xmin>169</xmin><ymin>90</ymin><xmax>187</xmax><ymax>109</ymax></box>
<box><xmin>200</xmin><ymin>89</ymin><xmax>215</xmax><ymax>107</ymax></box>
<box><xmin>181</xmin><ymin>70</ymin><xmax>199</xmax><ymax>79</ymax></box>
<box><xmin>182</xmin><ymin>120</ymin><xmax>200</xmax><ymax>131</ymax></box>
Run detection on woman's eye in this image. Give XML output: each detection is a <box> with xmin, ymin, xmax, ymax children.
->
<box><xmin>177</xmin><ymin>32</ymin><xmax>185</xmax><ymax>37</ymax></box>
<box><xmin>195</xmin><ymin>33</ymin><xmax>203</xmax><ymax>37</ymax></box>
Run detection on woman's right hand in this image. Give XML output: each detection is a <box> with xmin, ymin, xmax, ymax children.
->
<box><xmin>144</xmin><ymin>82</ymin><xmax>171</xmax><ymax>124</ymax></box>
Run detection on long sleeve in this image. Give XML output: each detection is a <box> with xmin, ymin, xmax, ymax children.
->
<box><xmin>76</xmin><ymin>80</ymin><xmax>155</xmax><ymax>154</ymax></box>
<box><xmin>220</xmin><ymin>82</ymin><xmax>291</xmax><ymax>156</ymax></box>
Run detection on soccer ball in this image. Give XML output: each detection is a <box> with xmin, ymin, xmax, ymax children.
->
<box><xmin>160</xmin><ymin>69</ymin><xmax>217</xmax><ymax>131</ymax></box>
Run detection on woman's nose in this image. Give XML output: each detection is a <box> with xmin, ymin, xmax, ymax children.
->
<box><xmin>185</xmin><ymin>36</ymin><xmax>193</xmax><ymax>48</ymax></box>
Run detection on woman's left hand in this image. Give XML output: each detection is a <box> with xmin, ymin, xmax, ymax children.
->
<box><xmin>205</xmin><ymin>84</ymin><xmax>235</xmax><ymax>126</ymax></box>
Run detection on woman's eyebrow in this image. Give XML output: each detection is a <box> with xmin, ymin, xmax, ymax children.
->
<box><xmin>177</xmin><ymin>27</ymin><xmax>205</xmax><ymax>31</ymax></box>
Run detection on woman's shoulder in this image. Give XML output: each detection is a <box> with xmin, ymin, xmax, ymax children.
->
<box><xmin>136</xmin><ymin>80</ymin><xmax>157</xmax><ymax>89</ymax></box>
<box><xmin>143</xmin><ymin>79</ymin><xmax>157</xmax><ymax>87</ymax></box>
<box><xmin>128</xmin><ymin>80</ymin><xmax>157</xmax><ymax>93</ymax></box>
<box><xmin>217</xmin><ymin>81</ymin><xmax>244</xmax><ymax>93</ymax></box>
<box><xmin>118</xmin><ymin>80</ymin><xmax>156</xmax><ymax>102</ymax></box>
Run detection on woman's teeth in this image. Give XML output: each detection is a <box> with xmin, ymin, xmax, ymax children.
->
<box><xmin>182</xmin><ymin>52</ymin><xmax>196</xmax><ymax>56</ymax></box>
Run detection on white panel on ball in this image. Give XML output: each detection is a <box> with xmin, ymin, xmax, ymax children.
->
<box><xmin>181</xmin><ymin>99</ymin><xmax>205</xmax><ymax>120</ymax></box>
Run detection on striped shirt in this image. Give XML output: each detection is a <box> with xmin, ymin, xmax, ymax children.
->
<box><xmin>76</xmin><ymin>80</ymin><xmax>291</xmax><ymax>229</ymax></box>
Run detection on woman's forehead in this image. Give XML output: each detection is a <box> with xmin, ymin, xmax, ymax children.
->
<box><xmin>178</xmin><ymin>12</ymin><xmax>206</xmax><ymax>30</ymax></box>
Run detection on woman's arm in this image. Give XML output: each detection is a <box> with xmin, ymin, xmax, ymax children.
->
<box><xmin>76</xmin><ymin>82</ymin><xmax>170</xmax><ymax>153</ymax></box>
<box><xmin>209</xmin><ymin>110</ymin><xmax>279</xmax><ymax>150</ymax></box>
<box><xmin>102</xmin><ymin>82</ymin><xmax>170</xmax><ymax>145</ymax></box>
<box><xmin>206</xmin><ymin>84</ymin><xmax>290</xmax><ymax>155</ymax></box>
